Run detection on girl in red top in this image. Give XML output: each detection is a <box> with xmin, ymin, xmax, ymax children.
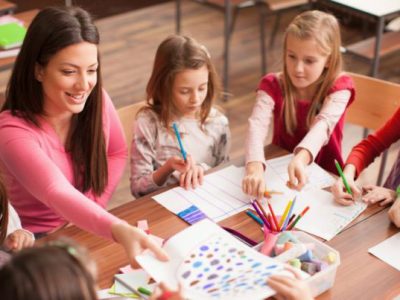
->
<box><xmin>332</xmin><ymin>107</ymin><xmax>400</xmax><ymax>227</ymax></box>
<box><xmin>243</xmin><ymin>10</ymin><xmax>355</xmax><ymax>198</ymax></box>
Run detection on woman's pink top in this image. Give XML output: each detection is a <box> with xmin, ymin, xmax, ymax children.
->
<box><xmin>0</xmin><ymin>90</ymin><xmax>127</xmax><ymax>239</ymax></box>
<box><xmin>246</xmin><ymin>73</ymin><xmax>355</xmax><ymax>175</ymax></box>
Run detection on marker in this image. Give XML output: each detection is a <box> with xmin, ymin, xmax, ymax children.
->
<box><xmin>255</xmin><ymin>199</ymin><xmax>275</xmax><ymax>231</ymax></box>
<box><xmin>282</xmin><ymin>196</ymin><xmax>296</xmax><ymax>231</ymax></box>
<box><xmin>279</xmin><ymin>200</ymin><xmax>292</xmax><ymax>230</ymax></box>
<box><xmin>334</xmin><ymin>159</ymin><xmax>352</xmax><ymax>195</ymax></box>
<box><xmin>138</xmin><ymin>286</ymin><xmax>152</xmax><ymax>296</ymax></box>
<box><xmin>246</xmin><ymin>209</ymin><xmax>264</xmax><ymax>226</ymax></box>
<box><xmin>251</xmin><ymin>200</ymin><xmax>271</xmax><ymax>230</ymax></box>
<box><xmin>267</xmin><ymin>201</ymin><xmax>280</xmax><ymax>232</ymax></box>
<box><xmin>264</xmin><ymin>190</ymin><xmax>284</xmax><ymax>198</ymax></box>
<box><xmin>172</xmin><ymin>122</ymin><xmax>187</xmax><ymax>161</ymax></box>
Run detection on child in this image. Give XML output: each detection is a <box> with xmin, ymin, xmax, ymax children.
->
<box><xmin>332</xmin><ymin>107</ymin><xmax>400</xmax><ymax>227</ymax></box>
<box><xmin>0</xmin><ymin>239</ymin><xmax>98</xmax><ymax>300</ymax></box>
<box><xmin>0</xmin><ymin>240</ymin><xmax>186</xmax><ymax>300</ymax></box>
<box><xmin>0</xmin><ymin>6</ymin><xmax>167</xmax><ymax>266</ymax></box>
<box><xmin>130</xmin><ymin>35</ymin><xmax>230</xmax><ymax>197</ymax></box>
<box><xmin>0</xmin><ymin>179</ymin><xmax>34</xmax><ymax>252</ymax></box>
<box><xmin>243</xmin><ymin>10</ymin><xmax>355</xmax><ymax>198</ymax></box>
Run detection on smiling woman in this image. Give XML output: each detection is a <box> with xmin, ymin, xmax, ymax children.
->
<box><xmin>0</xmin><ymin>6</ymin><xmax>167</xmax><ymax>267</ymax></box>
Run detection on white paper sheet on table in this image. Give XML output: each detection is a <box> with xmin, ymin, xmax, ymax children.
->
<box><xmin>369</xmin><ymin>232</ymin><xmax>400</xmax><ymax>271</ymax></box>
<box><xmin>263</xmin><ymin>187</ymin><xmax>367</xmax><ymax>240</ymax></box>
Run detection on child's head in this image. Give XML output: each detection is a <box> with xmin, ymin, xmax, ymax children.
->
<box><xmin>0</xmin><ymin>239</ymin><xmax>98</xmax><ymax>300</ymax></box>
<box><xmin>0</xmin><ymin>179</ymin><xmax>8</xmax><ymax>244</ymax></box>
<box><xmin>3</xmin><ymin>6</ymin><xmax>108</xmax><ymax>195</ymax></box>
<box><xmin>146</xmin><ymin>35</ymin><xmax>220</xmax><ymax>128</ymax></box>
<box><xmin>282</xmin><ymin>10</ymin><xmax>342</xmax><ymax>134</ymax></box>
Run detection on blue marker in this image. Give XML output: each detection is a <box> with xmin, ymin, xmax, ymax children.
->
<box><xmin>172</xmin><ymin>122</ymin><xmax>187</xmax><ymax>161</ymax></box>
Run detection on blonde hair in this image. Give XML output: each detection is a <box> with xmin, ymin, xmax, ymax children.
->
<box><xmin>145</xmin><ymin>35</ymin><xmax>221</xmax><ymax>129</ymax></box>
<box><xmin>282</xmin><ymin>10</ymin><xmax>342</xmax><ymax>135</ymax></box>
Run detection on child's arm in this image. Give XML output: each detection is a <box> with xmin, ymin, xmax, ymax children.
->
<box><xmin>388</xmin><ymin>193</ymin><xmax>400</xmax><ymax>227</ymax></box>
<box><xmin>4</xmin><ymin>229</ymin><xmax>34</xmax><ymax>251</ymax></box>
<box><xmin>243</xmin><ymin>90</ymin><xmax>275</xmax><ymax>199</ymax></box>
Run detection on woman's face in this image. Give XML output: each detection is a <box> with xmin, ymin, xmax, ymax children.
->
<box><xmin>35</xmin><ymin>42</ymin><xmax>98</xmax><ymax>119</ymax></box>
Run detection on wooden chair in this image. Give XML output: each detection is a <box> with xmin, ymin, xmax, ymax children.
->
<box><xmin>117</xmin><ymin>101</ymin><xmax>146</xmax><ymax>156</ymax></box>
<box><xmin>346</xmin><ymin>72</ymin><xmax>400</xmax><ymax>185</ymax></box>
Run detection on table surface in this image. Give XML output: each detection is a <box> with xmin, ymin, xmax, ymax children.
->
<box><xmin>329</xmin><ymin>0</ymin><xmax>400</xmax><ymax>17</ymax></box>
<box><xmin>42</xmin><ymin>144</ymin><xmax>400</xmax><ymax>299</ymax></box>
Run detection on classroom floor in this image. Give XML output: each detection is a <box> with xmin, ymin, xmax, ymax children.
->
<box><xmin>1</xmin><ymin>1</ymin><xmax>399</xmax><ymax>208</ymax></box>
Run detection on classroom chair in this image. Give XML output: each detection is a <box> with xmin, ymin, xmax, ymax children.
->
<box><xmin>117</xmin><ymin>101</ymin><xmax>146</xmax><ymax>157</ymax></box>
<box><xmin>346</xmin><ymin>72</ymin><xmax>400</xmax><ymax>185</ymax></box>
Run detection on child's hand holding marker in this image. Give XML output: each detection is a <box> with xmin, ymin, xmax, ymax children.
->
<box><xmin>331</xmin><ymin>162</ymin><xmax>362</xmax><ymax>206</ymax></box>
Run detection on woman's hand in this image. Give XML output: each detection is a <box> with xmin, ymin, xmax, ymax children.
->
<box><xmin>362</xmin><ymin>185</ymin><xmax>396</xmax><ymax>206</ymax></box>
<box><xmin>179</xmin><ymin>155</ymin><xmax>204</xmax><ymax>190</ymax></box>
<box><xmin>331</xmin><ymin>164</ymin><xmax>361</xmax><ymax>206</ymax></box>
<box><xmin>242</xmin><ymin>161</ymin><xmax>265</xmax><ymax>199</ymax></box>
<box><xmin>388</xmin><ymin>198</ymin><xmax>400</xmax><ymax>227</ymax></box>
<box><xmin>287</xmin><ymin>149</ymin><xmax>312</xmax><ymax>191</ymax></box>
<box><xmin>4</xmin><ymin>229</ymin><xmax>35</xmax><ymax>251</ymax></box>
<box><xmin>267</xmin><ymin>266</ymin><xmax>314</xmax><ymax>300</ymax></box>
<box><xmin>111</xmin><ymin>222</ymin><xmax>168</xmax><ymax>268</ymax></box>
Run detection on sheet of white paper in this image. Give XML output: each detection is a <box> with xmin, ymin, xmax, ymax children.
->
<box><xmin>114</xmin><ymin>269</ymin><xmax>151</xmax><ymax>294</ymax></box>
<box><xmin>153</xmin><ymin>165</ymin><xmax>252</xmax><ymax>222</ymax></box>
<box><xmin>136</xmin><ymin>219</ymin><xmax>294</xmax><ymax>300</ymax></box>
<box><xmin>269</xmin><ymin>187</ymin><xmax>367</xmax><ymax>240</ymax></box>
<box><xmin>369</xmin><ymin>232</ymin><xmax>400</xmax><ymax>271</ymax></box>
<box><xmin>265</xmin><ymin>154</ymin><xmax>336</xmax><ymax>190</ymax></box>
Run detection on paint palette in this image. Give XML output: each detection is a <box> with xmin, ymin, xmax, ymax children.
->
<box><xmin>177</xmin><ymin>233</ymin><xmax>283</xmax><ymax>299</ymax></box>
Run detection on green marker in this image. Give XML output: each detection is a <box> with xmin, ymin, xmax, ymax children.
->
<box><xmin>138</xmin><ymin>286</ymin><xmax>152</xmax><ymax>296</ymax></box>
<box><xmin>334</xmin><ymin>160</ymin><xmax>352</xmax><ymax>195</ymax></box>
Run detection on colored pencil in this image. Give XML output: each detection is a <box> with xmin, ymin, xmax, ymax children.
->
<box><xmin>287</xmin><ymin>206</ymin><xmax>310</xmax><ymax>230</ymax></box>
<box><xmin>282</xmin><ymin>196</ymin><xmax>296</xmax><ymax>231</ymax></box>
<box><xmin>278</xmin><ymin>200</ymin><xmax>292</xmax><ymax>230</ymax></box>
<box><xmin>286</xmin><ymin>213</ymin><xmax>297</xmax><ymax>228</ymax></box>
<box><xmin>267</xmin><ymin>201</ymin><xmax>280</xmax><ymax>232</ymax></box>
<box><xmin>251</xmin><ymin>200</ymin><xmax>271</xmax><ymax>230</ymax></box>
<box><xmin>172</xmin><ymin>122</ymin><xmax>187</xmax><ymax>161</ymax></box>
<box><xmin>255</xmin><ymin>199</ymin><xmax>275</xmax><ymax>231</ymax></box>
<box><xmin>245</xmin><ymin>210</ymin><xmax>263</xmax><ymax>226</ymax></box>
<box><xmin>334</xmin><ymin>159</ymin><xmax>352</xmax><ymax>195</ymax></box>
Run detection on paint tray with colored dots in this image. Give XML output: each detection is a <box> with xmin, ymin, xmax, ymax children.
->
<box><xmin>255</xmin><ymin>231</ymin><xmax>340</xmax><ymax>297</ymax></box>
<box><xmin>136</xmin><ymin>219</ymin><xmax>296</xmax><ymax>300</ymax></box>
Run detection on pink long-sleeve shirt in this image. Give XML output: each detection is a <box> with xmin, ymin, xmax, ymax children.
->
<box><xmin>0</xmin><ymin>90</ymin><xmax>127</xmax><ymax>239</ymax></box>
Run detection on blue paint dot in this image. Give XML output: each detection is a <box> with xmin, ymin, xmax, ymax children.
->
<box><xmin>266</xmin><ymin>265</ymin><xmax>277</xmax><ymax>269</ymax></box>
<box><xmin>217</xmin><ymin>265</ymin><xmax>223</xmax><ymax>270</ymax></box>
<box><xmin>193</xmin><ymin>261</ymin><xmax>202</xmax><ymax>268</ymax></box>
<box><xmin>200</xmin><ymin>245</ymin><xmax>209</xmax><ymax>251</ymax></box>
<box><xmin>204</xmin><ymin>267</ymin><xmax>210</xmax><ymax>272</ymax></box>
<box><xmin>252</xmin><ymin>262</ymin><xmax>262</xmax><ymax>268</ymax></box>
<box><xmin>222</xmin><ymin>274</ymin><xmax>230</xmax><ymax>280</ymax></box>
<box><xmin>203</xmin><ymin>283</ymin><xmax>214</xmax><ymax>290</ymax></box>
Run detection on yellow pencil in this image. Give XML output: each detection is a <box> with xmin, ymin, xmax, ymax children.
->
<box><xmin>278</xmin><ymin>200</ymin><xmax>292</xmax><ymax>230</ymax></box>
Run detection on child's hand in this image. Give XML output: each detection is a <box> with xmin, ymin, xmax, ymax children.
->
<box><xmin>242</xmin><ymin>161</ymin><xmax>265</xmax><ymax>199</ymax></box>
<box><xmin>167</xmin><ymin>156</ymin><xmax>191</xmax><ymax>173</ymax></box>
<box><xmin>179</xmin><ymin>156</ymin><xmax>204</xmax><ymax>189</ymax></box>
<box><xmin>267</xmin><ymin>266</ymin><xmax>314</xmax><ymax>300</ymax></box>
<box><xmin>111</xmin><ymin>222</ymin><xmax>169</xmax><ymax>269</ymax></box>
<box><xmin>287</xmin><ymin>150</ymin><xmax>311</xmax><ymax>191</ymax></box>
<box><xmin>150</xmin><ymin>282</ymin><xmax>184</xmax><ymax>300</ymax></box>
<box><xmin>388</xmin><ymin>198</ymin><xmax>400</xmax><ymax>227</ymax></box>
<box><xmin>361</xmin><ymin>185</ymin><xmax>396</xmax><ymax>206</ymax></box>
<box><xmin>331</xmin><ymin>165</ymin><xmax>360</xmax><ymax>206</ymax></box>
<box><xmin>4</xmin><ymin>229</ymin><xmax>34</xmax><ymax>251</ymax></box>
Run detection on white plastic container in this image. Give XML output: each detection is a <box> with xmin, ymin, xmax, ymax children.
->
<box><xmin>255</xmin><ymin>230</ymin><xmax>340</xmax><ymax>297</ymax></box>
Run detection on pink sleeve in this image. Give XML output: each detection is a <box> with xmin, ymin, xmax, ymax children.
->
<box><xmin>245</xmin><ymin>90</ymin><xmax>274</xmax><ymax>165</ymax></box>
<box><xmin>346</xmin><ymin>108</ymin><xmax>400</xmax><ymax>177</ymax></box>
<box><xmin>295</xmin><ymin>90</ymin><xmax>351</xmax><ymax>160</ymax></box>
<box><xmin>87</xmin><ymin>91</ymin><xmax>128</xmax><ymax>207</ymax></box>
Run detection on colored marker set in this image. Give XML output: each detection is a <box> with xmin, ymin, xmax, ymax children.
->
<box><xmin>248</xmin><ymin>197</ymin><xmax>310</xmax><ymax>232</ymax></box>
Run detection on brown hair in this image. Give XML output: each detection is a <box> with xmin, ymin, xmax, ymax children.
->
<box><xmin>145</xmin><ymin>35</ymin><xmax>221</xmax><ymax>128</ymax></box>
<box><xmin>1</xmin><ymin>6</ymin><xmax>107</xmax><ymax>195</ymax></box>
<box><xmin>282</xmin><ymin>10</ymin><xmax>342</xmax><ymax>135</ymax></box>
<box><xmin>0</xmin><ymin>179</ymin><xmax>8</xmax><ymax>244</ymax></box>
<box><xmin>0</xmin><ymin>239</ymin><xmax>98</xmax><ymax>300</ymax></box>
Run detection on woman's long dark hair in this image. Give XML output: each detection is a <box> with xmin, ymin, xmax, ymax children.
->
<box><xmin>2</xmin><ymin>7</ymin><xmax>107</xmax><ymax>195</ymax></box>
<box><xmin>0</xmin><ymin>179</ymin><xmax>8</xmax><ymax>244</ymax></box>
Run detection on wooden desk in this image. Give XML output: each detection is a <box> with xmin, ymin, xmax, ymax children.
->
<box><xmin>42</xmin><ymin>144</ymin><xmax>397</xmax><ymax>298</ymax></box>
<box><xmin>0</xmin><ymin>9</ymin><xmax>39</xmax><ymax>71</ymax></box>
<box><xmin>321</xmin><ymin>0</ymin><xmax>400</xmax><ymax>77</ymax></box>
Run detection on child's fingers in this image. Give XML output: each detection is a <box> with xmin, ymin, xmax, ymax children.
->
<box><xmin>184</xmin><ymin>170</ymin><xmax>193</xmax><ymax>190</ymax></box>
<box><xmin>295</xmin><ymin>169</ymin><xmax>307</xmax><ymax>190</ymax></box>
<box><xmin>192</xmin><ymin>168</ymin><xmax>199</xmax><ymax>188</ymax></box>
<box><xmin>198</xmin><ymin>166</ymin><xmax>204</xmax><ymax>185</ymax></box>
<box><xmin>256</xmin><ymin>180</ymin><xmax>265</xmax><ymax>200</ymax></box>
<box><xmin>288</xmin><ymin>167</ymin><xmax>297</xmax><ymax>188</ymax></box>
<box><xmin>143</xmin><ymin>236</ymin><xmax>169</xmax><ymax>262</ymax></box>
